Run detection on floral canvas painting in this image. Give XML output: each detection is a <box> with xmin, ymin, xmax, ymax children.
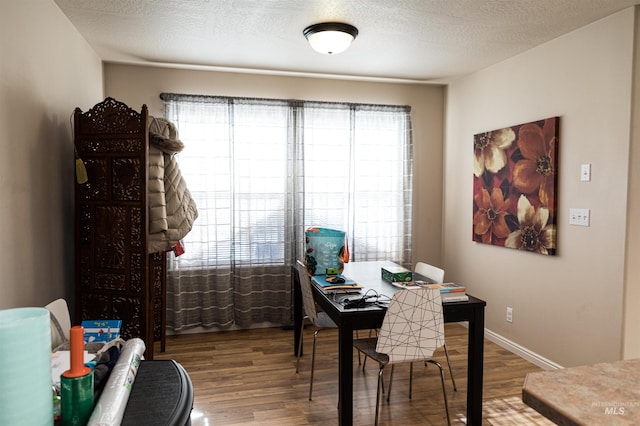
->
<box><xmin>473</xmin><ymin>117</ymin><xmax>559</xmax><ymax>255</ymax></box>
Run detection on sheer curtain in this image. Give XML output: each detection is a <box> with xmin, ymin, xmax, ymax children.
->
<box><xmin>301</xmin><ymin>102</ymin><xmax>414</xmax><ymax>262</ymax></box>
<box><xmin>161</xmin><ymin>93</ymin><xmax>412</xmax><ymax>332</ymax></box>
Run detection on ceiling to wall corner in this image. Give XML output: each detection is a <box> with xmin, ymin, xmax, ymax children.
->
<box><xmin>55</xmin><ymin>0</ymin><xmax>639</xmax><ymax>83</ymax></box>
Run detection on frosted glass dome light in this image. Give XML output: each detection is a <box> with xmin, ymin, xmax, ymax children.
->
<box><xmin>303</xmin><ymin>22</ymin><xmax>358</xmax><ymax>55</ymax></box>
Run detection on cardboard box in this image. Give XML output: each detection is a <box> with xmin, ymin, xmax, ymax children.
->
<box><xmin>381</xmin><ymin>266</ymin><xmax>413</xmax><ymax>283</ymax></box>
<box><xmin>81</xmin><ymin>320</ymin><xmax>122</xmax><ymax>343</ymax></box>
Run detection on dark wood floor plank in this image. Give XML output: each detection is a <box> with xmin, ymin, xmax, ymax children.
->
<box><xmin>154</xmin><ymin>323</ymin><xmax>548</xmax><ymax>425</ymax></box>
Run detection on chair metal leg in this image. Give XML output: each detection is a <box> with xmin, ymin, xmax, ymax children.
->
<box><xmin>379</xmin><ymin>360</ymin><xmax>449</xmax><ymax>425</ymax></box>
<box><xmin>359</xmin><ymin>351</ymin><xmax>384</xmax><ymax>395</ymax></box>
<box><xmin>427</xmin><ymin>359</ymin><xmax>451</xmax><ymax>426</ymax></box>
<box><xmin>386</xmin><ymin>364</ymin><xmax>395</xmax><ymax>402</ymax></box>
<box><xmin>443</xmin><ymin>343</ymin><xmax>457</xmax><ymax>391</ymax></box>
<box><xmin>355</xmin><ymin>330</ymin><xmax>362</xmax><ymax>365</ymax></box>
<box><xmin>409</xmin><ymin>362</ymin><xmax>413</xmax><ymax>399</ymax></box>
<box><xmin>295</xmin><ymin>317</ymin><xmax>306</xmax><ymax>374</ymax></box>
<box><xmin>361</xmin><ymin>329</ymin><xmax>376</xmax><ymax>371</ymax></box>
<box><xmin>309</xmin><ymin>328</ymin><xmax>320</xmax><ymax>400</ymax></box>
<box><xmin>375</xmin><ymin>365</ymin><xmax>385</xmax><ymax>426</ymax></box>
<box><xmin>425</xmin><ymin>343</ymin><xmax>457</xmax><ymax>391</ymax></box>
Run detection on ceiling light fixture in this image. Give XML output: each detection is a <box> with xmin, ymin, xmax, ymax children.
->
<box><xmin>303</xmin><ymin>22</ymin><xmax>359</xmax><ymax>55</ymax></box>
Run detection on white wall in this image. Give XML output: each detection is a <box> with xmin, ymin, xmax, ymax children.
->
<box><xmin>444</xmin><ymin>8</ymin><xmax>636</xmax><ymax>367</ymax></box>
<box><xmin>103</xmin><ymin>64</ymin><xmax>446</xmax><ymax>270</ymax></box>
<box><xmin>0</xmin><ymin>0</ymin><xmax>103</xmax><ymax>309</ymax></box>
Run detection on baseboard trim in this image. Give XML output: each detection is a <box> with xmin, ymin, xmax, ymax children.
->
<box><xmin>484</xmin><ymin>328</ymin><xmax>563</xmax><ymax>370</ymax></box>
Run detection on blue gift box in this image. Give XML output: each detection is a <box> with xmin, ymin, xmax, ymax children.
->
<box><xmin>81</xmin><ymin>320</ymin><xmax>122</xmax><ymax>343</ymax></box>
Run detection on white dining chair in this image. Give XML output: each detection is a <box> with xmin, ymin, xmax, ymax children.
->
<box><xmin>414</xmin><ymin>261</ymin><xmax>445</xmax><ymax>284</ymax></box>
<box><xmin>45</xmin><ymin>298</ymin><xmax>71</xmax><ymax>351</ymax></box>
<box><xmin>353</xmin><ymin>287</ymin><xmax>451</xmax><ymax>425</ymax></box>
<box><xmin>295</xmin><ymin>260</ymin><xmax>338</xmax><ymax>400</ymax></box>
<box><xmin>414</xmin><ymin>261</ymin><xmax>457</xmax><ymax>391</ymax></box>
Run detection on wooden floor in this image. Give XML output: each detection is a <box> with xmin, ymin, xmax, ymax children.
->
<box><xmin>154</xmin><ymin>323</ymin><xmax>553</xmax><ymax>425</ymax></box>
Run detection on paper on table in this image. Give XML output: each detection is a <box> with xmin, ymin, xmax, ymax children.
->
<box><xmin>312</xmin><ymin>275</ymin><xmax>358</xmax><ymax>287</ymax></box>
<box><xmin>311</xmin><ymin>275</ymin><xmax>363</xmax><ymax>292</ymax></box>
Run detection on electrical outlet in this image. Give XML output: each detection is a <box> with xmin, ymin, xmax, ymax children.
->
<box><xmin>506</xmin><ymin>307</ymin><xmax>513</xmax><ymax>323</ymax></box>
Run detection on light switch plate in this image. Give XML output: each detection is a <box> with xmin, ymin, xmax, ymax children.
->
<box><xmin>569</xmin><ymin>208</ymin><xmax>590</xmax><ymax>226</ymax></box>
<box><xmin>581</xmin><ymin>163</ymin><xmax>591</xmax><ymax>181</ymax></box>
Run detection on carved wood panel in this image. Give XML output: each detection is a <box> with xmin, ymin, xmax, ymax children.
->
<box><xmin>74</xmin><ymin>97</ymin><xmax>165</xmax><ymax>359</ymax></box>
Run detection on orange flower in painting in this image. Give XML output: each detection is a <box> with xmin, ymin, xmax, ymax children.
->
<box><xmin>473</xmin><ymin>128</ymin><xmax>515</xmax><ymax>177</ymax></box>
<box><xmin>505</xmin><ymin>195</ymin><xmax>556</xmax><ymax>254</ymax></box>
<box><xmin>512</xmin><ymin>119</ymin><xmax>557</xmax><ymax>209</ymax></box>
<box><xmin>473</xmin><ymin>187</ymin><xmax>511</xmax><ymax>244</ymax></box>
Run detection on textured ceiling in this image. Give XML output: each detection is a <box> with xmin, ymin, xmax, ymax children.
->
<box><xmin>54</xmin><ymin>0</ymin><xmax>639</xmax><ymax>83</ymax></box>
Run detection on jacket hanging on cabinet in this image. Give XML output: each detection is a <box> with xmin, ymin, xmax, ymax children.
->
<box><xmin>147</xmin><ymin>117</ymin><xmax>198</xmax><ymax>254</ymax></box>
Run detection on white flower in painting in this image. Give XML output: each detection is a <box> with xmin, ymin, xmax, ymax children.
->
<box><xmin>505</xmin><ymin>195</ymin><xmax>555</xmax><ymax>254</ymax></box>
<box><xmin>473</xmin><ymin>128</ymin><xmax>515</xmax><ymax>177</ymax></box>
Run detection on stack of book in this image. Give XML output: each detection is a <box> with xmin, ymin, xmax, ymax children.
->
<box><xmin>427</xmin><ymin>282</ymin><xmax>469</xmax><ymax>303</ymax></box>
<box><xmin>311</xmin><ymin>275</ymin><xmax>363</xmax><ymax>293</ymax></box>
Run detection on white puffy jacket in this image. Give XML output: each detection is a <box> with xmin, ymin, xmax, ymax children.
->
<box><xmin>147</xmin><ymin>117</ymin><xmax>198</xmax><ymax>254</ymax></box>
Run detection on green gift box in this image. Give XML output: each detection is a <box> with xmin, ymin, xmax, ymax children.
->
<box><xmin>381</xmin><ymin>266</ymin><xmax>413</xmax><ymax>283</ymax></box>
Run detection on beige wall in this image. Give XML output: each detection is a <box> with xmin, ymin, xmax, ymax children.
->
<box><xmin>5</xmin><ymin>0</ymin><xmax>638</xmax><ymax>368</ymax></box>
<box><xmin>0</xmin><ymin>0</ymin><xmax>103</xmax><ymax>309</ymax></box>
<box><xmin>103</xmin><ymin>64</ymin><xmax>446</xmax><ymax>269</ymax></box>
<box><xmin>444</xmin><ymin>8</ymin><xmax>636</xmax><ymax>367</ymax></box>
<box><xmin>624</xmin><ymin>6</ymin><xmax>640</xmax><ymax>360</ymax></box>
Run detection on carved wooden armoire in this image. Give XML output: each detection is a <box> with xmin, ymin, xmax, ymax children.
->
<box><xmin>74</xmin><ymin>97</ymin><xmax>165</xmax><ymax>359</ymax></box>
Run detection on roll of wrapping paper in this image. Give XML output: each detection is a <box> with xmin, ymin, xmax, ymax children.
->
<box><xmin>0</xmin><ymin>308</ymin><xmax>53</xmax><ymax>425</ymax></box>
<box><xmin>61</xmin><ymin>325</ymin><xmax>94</xmax><ymax>426</ymax></box>
<box><xmin>86</xmin><ymin>338</ymin><xmax>146</xmax><ymax>426</ymax></box>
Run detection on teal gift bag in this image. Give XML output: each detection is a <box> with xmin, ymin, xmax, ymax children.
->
<box><xmin>305</xmin><ymin>227</ymin><xmax>349</xmax><ymax>275</ymax></box>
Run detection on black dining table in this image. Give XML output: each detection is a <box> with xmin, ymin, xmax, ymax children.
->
<box><xmin>292</xmin><ymin>260</ymin><xmax>486</xmax><ymax>426</ymax></box>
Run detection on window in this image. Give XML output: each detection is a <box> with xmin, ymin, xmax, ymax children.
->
<box><xmin>161</xmin><ymin>93</ymin><xmax>412</xmax><ymax>330</ymax></box>
<box><xmin>163</xmin><ymin>98</ymin><xmax>290</xmax><ymax>266</ymax></box>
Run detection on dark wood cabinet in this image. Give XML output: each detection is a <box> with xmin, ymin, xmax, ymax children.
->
<box><xmin>74</xmin><ymin>97</ymin><xmax>165</xmax><ymax>359</ymax></box>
